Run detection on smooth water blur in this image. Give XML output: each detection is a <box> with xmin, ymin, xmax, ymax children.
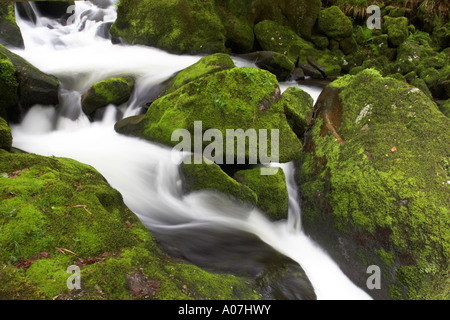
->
<box><xmin>10</xmin><ymin>1</ymin><xmax>372</xmax><ymax>300</ymax></box>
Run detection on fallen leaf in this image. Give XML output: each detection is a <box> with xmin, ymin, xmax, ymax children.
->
<box><xmin>391</xmin><ymin>146</ymin><xmax>397</xmax><ymax>153</ymax></box>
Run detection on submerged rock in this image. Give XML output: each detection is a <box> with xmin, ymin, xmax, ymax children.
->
<box><xmin>0</xmin><ymin>149</ymin><xmax>262</xmax><ymax>300</ymax></box>
<box><xmin>298</xmin><ymin>69</ymin><xmax>450</xmax><ymax>300</ymax></box>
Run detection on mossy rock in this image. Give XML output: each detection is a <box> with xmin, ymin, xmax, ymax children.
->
<box><xmin>317</xmin><ymin>6</ymin><xmax>353</xmax><ymax>40</ymax></box>
<box><xmin>180</xmin><ymin>155</ymin><xmax>257</xmax><ymax>210</ymax></box>
<box><xmin>298</xmin><ymin>69</ymin><xmax>450</xmax><ymax>300</ymax></box>
<box><xmin>233</xmin><ymin>167</ymin><xmax>289</xmax><ymax>221</ymax></box>
<box><xmin>0</xmin><ymin>2</ymin><xmax>24</xmax><ymax>49</ymax></box>
<box><xmin>0</xmin><ymin>116</ymin><xmax>12</xmax><ymax>151</ymax></box>
<box><xmin>118</xmin><ymin>65</ymin><xmax>303</xmax><ymax>164</ymax></box>
<box><xmin>159</xmin><ymin>53</ymin><xmax>236</xmax><ymax>97</ymax></box>
<box><xmin>238</xmin><ymin>51</ymin><xmax>295</xmax><ymax>81</ymax></box>
<box><xmin>439</xmin><ymin>99</ymin><xmax>450</xmax><ymax>117</ymax></box>
<box><xmin>254</xmin><ymin>20</ymin><xmax>341</xmax><ymax>78</ymax></box>
<box><xmin>0</xmin><ymin>149</ymin><xmax>261</xmax><ymax>300</ymax></box>
<box><xmin>0</xmin><ymin>50</ymin><xmax>18</xmax><ymax>119</ymax></box>
<box><xmin>383</xmin><ymin>16</ymin><xmax>409</xmax><ymax>47</ymax></box>
<box><xmin>81</xmin><ymin>76</ymin><xmax>135</xmax><ymax>116</ymax></box>
<box><xmin>110</xmin><ymin>0</ymin><xmax>227</xmax><ymax>55</ymax></box>
<box><xmin>0</xmin><ymin>44</ymin><xmax>60</xmax><ymax>121</ymax></box>
<box><xmin>254</xmin><ymin>20</ymin><xmax>314</xmax><ymax>63</ymax></box>
<box><xmin>278</xmin><ymin>86</ymin><xmax>314</xmax><ymax>138</ymax></box>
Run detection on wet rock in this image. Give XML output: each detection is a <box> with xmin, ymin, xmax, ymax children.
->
<box><xmin>0</xmin><ymin>2</ymin><xmax>24</xmax><ymax>49</ymax></box>
<box><xmin>233</xmin><ymin>167</ymin><xmax>289</xmax><ymax>221</ymax></box>
<box><xmin>81</xmin><ymin>76</ymin><xmax>135</xmax><ymax>116</ymax></box>
<box><xmin>0</xmin><ymin>44</ymin><xmax>60</xmax><ymax>122</ymax></box>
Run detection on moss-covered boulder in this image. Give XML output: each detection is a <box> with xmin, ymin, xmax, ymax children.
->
<box><xmin>180</xmin><ymin>156</ymin><xmax>257</xmax><ymax>209</ymax></box>
<box><xmin>317</xmin><ymin>6</ymin><xmax>353</xmax><ymax>40</ymax></box>
<box><xmin>238</xmin><ymin>51</ymin><xmax>295</xmax><ymax>81</ymax></box>
<box><xmin>0</xmin><ymin>50</ymin><xmax>18</xmax><ymax>120</ymax></box>
<box><xmin>0</xmin><ymin>2</ymin><xmax>24</xmax><ymax>49</ymax></box>
<box><xmin>110</xmin><ymin>0</ymin><xmax>227</xmax><ymax>55</ymax></box>
<box><xmin>0</xmin><ymin>149</ymin><xmax>262</xmax><ymax>300</ymax></box>
<box><xmin>110</xmin><ymin>0</ymin><xmax>322</xmax><ymax>54</ymax></box>
<box><xmin>159</xmin><ymin>53</ymin><xmax>236</xmax><ymax>97</ymax></box>
<box><xmin>81</xmin><ymin>76</ymin><xmax>135</xmax><ymax>116</ymax></box>
<box><xmin>0</xmin><ymin>44</ymin><xmax>60</xmax><ymax>122</ymax></box>
<box><xmin>0</xmin><ymin>117</ymin><xmax>12</xmax><ymax>151</ymax></box>
<box><xmin>440</xmin><ymin>99</ymin><xmax>450</xmax><ymax>117</ymax></box>
<box><xmin>278</xmin><ymin>86</ymin><xmax>314</xmax><ymax>138</ymax></box>
<box><xmin>117</xmin><ymin>58</ymin><xmax>303</xmax><ymax>164</ymax></box>
<box><xmin>298</xmin><ymin>69</ymin><xmax>450</xmax><ymax>300</ymax></box>
<box><xmin>383</xmin><ymin>16</ymin><xmax>409</xmax><ymax>47</ymax></box>
<box><xmin>234</xmin><ymin>168</ymin><xmax>289</xmax><ymax>221</ymax></box>
<box><xmin>254</xmin><ymin>20</ymin><xmax>341</xmax><ymax>78</ymax></box>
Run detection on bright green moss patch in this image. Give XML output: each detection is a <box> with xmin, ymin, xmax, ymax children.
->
<box><xmin>0</xmin><ymin>150</ymin><xmax>261</xmax><ymax>300</ymax></box>
<box><xmin>81</xmin><ymin>76</ymin><xmax>135</xmax><ymax>115</ymax></box>
<box><xmin>181</xmin><ymin>156</ymin><xmax>257</xmax><ymax>209</ymax></box>
<box><xmin>110</xmin><ymin>0</ymin><xmax>227</xmax><ymax>54</ymax></box>
<box><xmin>130</xmin><ymin>66</ymin><xmax>302</xmax><ymax>164</ymax></box>
<box><xmin>160</xmin><ymin>53</ymin><xmax>236</xmax><ymax>96</ymax></box>
<box><xmin>233</xmin><ymin>167</ymin><xmax>289</xmax><ymax>221</ymax></box>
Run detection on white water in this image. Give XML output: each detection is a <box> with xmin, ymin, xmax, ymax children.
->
<box><xmin>10</xmin><ymin>1</ymin><xmax>372</xmax><ymax>300</ymax></box>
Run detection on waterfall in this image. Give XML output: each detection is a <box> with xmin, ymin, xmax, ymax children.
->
<box><xmin>10</xmin><ymin>1</ymin><xmax>372</xmax><ymax>300</ymax></box>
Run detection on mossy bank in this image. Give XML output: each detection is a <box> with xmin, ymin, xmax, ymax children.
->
<box><xmin>0</xmin><ymin>148</ymin><xmax>261</xmax><ymax>300</ymax></box>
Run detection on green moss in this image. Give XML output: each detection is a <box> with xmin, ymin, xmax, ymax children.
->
<box><xmin>81</xmin><ymin>76</ymin><xmax>135</xmax><ymax>115</ymax></box>
<box><xmin>181</xmin><ymin>156</ymin><xmax>257</xmax><ymax>208</ymax></box>
<box><xmin>439</xmin><ymin>99</ymin><xmax>450</xmax><ymax>117</ymax></box>
<box><xmin>161</xmin><ymin>53</ymin><xmax>236</xmax><ymax>96</ymax></box>
<box><xmin>0</xmin><ymin>150</ymin><xmax>262</xmax><ymax>300</ymax></box>
<box><xmin>384</xmin><ymin>16</ymin><xmax>409</xmax><ymax>46</ymax></box>
<box><xmin>253</xmin><ymin>20</ymin><xmax>341</xmax><ymax>78</ymax></box>
<box><xmin>317</xmin><ymin>6</ymin><xmax>353</xmax><ymax>40</ymax></box>
<box><xmin>131</xmin><ymin>67</ymin><xmax>302</xmax><ymax>164</ymax></box>
<box><xmin>277</xmin><ymin>87</ymin><xmax>314</xmax><ymax>138</ymax></box>
<box><xmin>0</xmin><ymin>51</ymin><xmax>18</xmax><ymax>115</ymax></box>
<box><xmin>299</xmin><ymin>69</ymin><xmax>450</xmax><ymax>299</ymax></box>
<box><xmin>233</xmin><ymin>167</ymin><xmax>289</xmax><ymax>221</ymax></box>
<box><xmin>110</xmin><ymin>0</ymin><xmax>227</xmax><ymax>54</ymax></box>
<box><xmin>254</xmin><ymin>20</ymin><xmax>314</xmax><ymax>63</ymax></box>
<box><xmin>0</xmin><ymin>116</ymin><xmax>12</xmax><ymax>151</ymax></box>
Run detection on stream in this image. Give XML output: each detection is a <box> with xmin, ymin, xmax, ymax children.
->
<box><xmin>10</xmin><ymin>0</ymin><xmax>372</xmax><ymax>300</ymax></box>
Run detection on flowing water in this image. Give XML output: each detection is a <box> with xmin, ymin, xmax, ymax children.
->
<box><xmin>9</xmin><ymin>1</ymin><xmax>373</xmax><ymax>300</ymax></box>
